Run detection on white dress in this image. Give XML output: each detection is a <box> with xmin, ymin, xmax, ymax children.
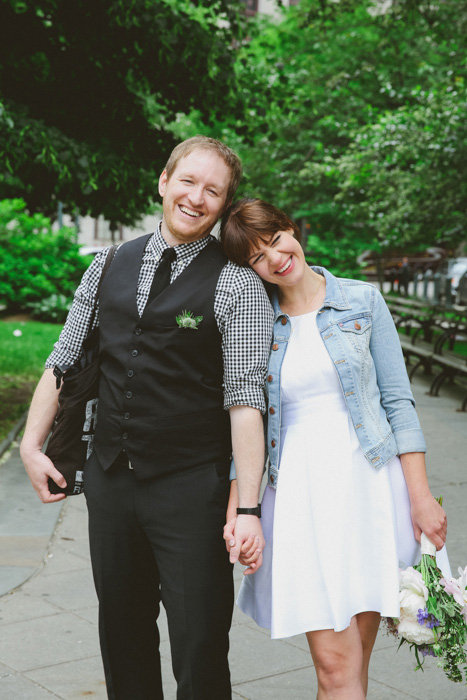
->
<box><xmin>238</xmin><ymin>310</ymin><xmax>450</xmax><ymax>639</ymax></box>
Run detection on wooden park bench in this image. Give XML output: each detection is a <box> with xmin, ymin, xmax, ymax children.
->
<box><xmin>395</xmin><ymin>314</ymin><xmax>467</xmax><ymax>411</ymax></box>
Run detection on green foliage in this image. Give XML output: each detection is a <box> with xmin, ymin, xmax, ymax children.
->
<box><xmin>0</xmin><ymin>198</ymin><xmax>88</xmax><ymax>313</ymax></box>
<box><xmin>29</xmin><ymin>293</ymin><xmax>73</xmax><ymax>323</ymax></box>
<box><xmin>183</xmin><ymin>0</ymin><xmax>467</xmax><ymax>276</ymax></box>
<box><xmin>334</xmin><ymin>84</ymin><xmax>467</xmax><ymax>249</ymax></box>
<box><xmin>0</xmin><ymin>0</ymin><xmax>246</xmax><ymax>226</ymax></box>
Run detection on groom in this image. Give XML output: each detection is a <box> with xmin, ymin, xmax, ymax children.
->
<box><xmin>20</xmin><ymin>136</ymin><xmax>273</xmax><ymax>699</ymax></box>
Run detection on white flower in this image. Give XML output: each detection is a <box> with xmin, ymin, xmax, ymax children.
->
<box><xmin>399</xmin><ymin>567</ymin><xmax>428</xmax><ymax>618</ymax></box>
<box><xmin>398</xmin><ymin>616</ymin><xmax>436</xmax><ymax>645</ymax></box>
<box><xmin>13</xmin><ymin>329</ymin><xmax>22</xmax><ymax>337</ymax></box>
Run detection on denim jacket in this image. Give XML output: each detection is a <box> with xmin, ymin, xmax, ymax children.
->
<box><xmin>230</xmin><ymin>267</ymin><xmax>426</xmax><ymax>488</ymax></box>
<box><xmin>263</xmin><ymin>266</ymin><xmax>426</xmax><ymax>488</ymax></box>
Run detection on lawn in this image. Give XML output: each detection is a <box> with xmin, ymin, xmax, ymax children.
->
<box><xmin>0</xmin><ymin>320</ymin><xmax>62</xmax><ymax>444</ymax></box>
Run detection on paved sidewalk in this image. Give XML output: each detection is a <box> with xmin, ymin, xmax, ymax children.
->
<box><xmin>0</xmin><ymin>376</ymin><xmax>466</xmax><ymax>699</ymax></box>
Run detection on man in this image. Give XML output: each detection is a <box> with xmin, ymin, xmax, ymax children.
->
<box><xmin>20</xmin><ymin>136</ymin><xmax>273</xmax><ymax>700</ymax></box>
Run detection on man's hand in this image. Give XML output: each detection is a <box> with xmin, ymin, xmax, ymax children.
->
<box><xmin>20</xmin><ymin>447</ymin><xmax>67</xmax><ymax>503</ymax></box>
<box><xmin>19</xmin><ymin>368</ymin><xmax>65</xmax><ymax>503</ymax></box>
<box><xmin>229</xmin><ymin>514</ymin><xmax>264</xmax><ymax>575</ymax></box>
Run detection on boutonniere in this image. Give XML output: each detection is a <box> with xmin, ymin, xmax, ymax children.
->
<box><xmin>176</xmin><ymin>310</ymin><xmax>203</xmax><ymax>330</ymax></box>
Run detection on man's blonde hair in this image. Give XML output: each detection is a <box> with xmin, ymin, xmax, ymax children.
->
<box><xmin>164</xmin><ymin>136</ymin><xmax>243</xmax><ymax>206</ymax></box>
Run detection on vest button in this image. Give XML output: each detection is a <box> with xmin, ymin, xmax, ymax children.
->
<box><xmin>281</xmin><ymin>317</ymin><xmax>287</xmax><ymax>325</ymax></box>
<box><xmin>271</xmin><ymin>440</ymin><xmax>276</xmax><ymax>447</ymax></box>
<box><xmin>127</xmin><ymin>370</ymin><xmax>134</xmax><ymax>377</ymax></box>
<box><xmin>125</xmin><ymin>391</ymin><xmax>133</xmax><ymax>399</ymax></box>
<box><xmin>124</xmin><ymin>412</ymin><xmax>130</xmax><ymax>420</ymax></box>
<box><xmin>122</xmin><ymin>432</ymin><xmax>128</xmax><ymax>439</ymax></box>
<box><xmin>272</xmin><ymin>343</ymin><xmax>279</xmax><ymax>351</ymax></box>
<box><xmin>269</xmin><ymin>407</ymin><xmax>275</xmax><ymax>415</ymax></box>
<box><xmin>135</xmin><ymin>327</ymin><xmax>142</xmax><ymax>335</ymax></box>
<box><xmin>267</xmin><ymin>375</ymin><xmax>273</xmax><ymax>382</ymax></box>
<box><xmin>131</xmin><ymin>349</ymin><xmax>139</xmax><ymax>357</ymax></box>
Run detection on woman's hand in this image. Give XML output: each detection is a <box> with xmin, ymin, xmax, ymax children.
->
<box><xmin>410</xmin><ymin>494</ymin><xmax>447</xmax><ymax>551</ymax></box>
<box><xmin>400</xmin><ymin>452</ymin><xmax>447</xmax><ymax>551</ymax></box>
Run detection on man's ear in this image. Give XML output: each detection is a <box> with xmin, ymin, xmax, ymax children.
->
<box><xmin>158</xmin><ymin>170</ymin><xmax>168</xmax><ymax>197</ymax></box>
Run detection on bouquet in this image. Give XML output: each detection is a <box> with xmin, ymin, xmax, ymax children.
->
<box><xmin>386</xmin><ymin>498</ymin><xmax>467</xmax><ymax>683</ymax></box>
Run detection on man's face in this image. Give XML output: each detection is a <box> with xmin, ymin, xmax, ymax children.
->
<box><xmin>158</xmin><ymin>149</ymin><xmax>232</xmax><ymax>246</ymax></box>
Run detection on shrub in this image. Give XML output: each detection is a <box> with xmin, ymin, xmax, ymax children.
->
<box><xmin>0</xmin><ymin>198</ymin><xmax>88</xmax><ymax>314</ymax></box>
<box><xmin>29</xmin><ymin>294</ymin><xmax>73</xmax><ymax>323</ymax></box>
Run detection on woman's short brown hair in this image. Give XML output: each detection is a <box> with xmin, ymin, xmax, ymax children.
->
<box><xmin>220</xmin><ymin>198</ymin><xmax>301</xmax><ymax>266</ymax></box>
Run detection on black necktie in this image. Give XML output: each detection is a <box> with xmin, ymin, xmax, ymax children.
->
<box><xmin>147</xmin><ymin>247</ymin><xmax>176</xmax><ymax>304</ymax></box>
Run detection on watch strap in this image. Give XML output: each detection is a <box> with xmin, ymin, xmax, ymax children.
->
<box><xmin>236</xmin><ymin>504</ymin><xmax>261</xmax><ymax>518</ymax></box>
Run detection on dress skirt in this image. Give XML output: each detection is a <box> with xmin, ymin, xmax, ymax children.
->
<box><xmin>237</xmin><ymin>310</ymin><xmax>450</xmax><ymax>639</ymax></box>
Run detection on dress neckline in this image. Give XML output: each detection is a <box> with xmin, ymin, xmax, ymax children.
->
<box><xmin>289</xmin><ymin>309</ymin><xmax>319</xmax><ymax>319</ymax></box>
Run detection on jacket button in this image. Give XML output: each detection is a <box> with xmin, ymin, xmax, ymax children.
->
<box><xmin>124</xmin><ymin>412</ymin><xmax>130</xmax><ymax>420</ymax></box>
<box><xmin>272</xmin><ymin>343</ymin><xmax>279</xmax><ymax>351</ymax></box>
<box><xmin>122</xmin><ymin>432</ymin><xmax>128</xmax><ymax>440</ymax></box>
<box><xmin>281</xmin><ymin>317</ymin><xmax>287</xmax><ymax>325</ymax></box>
<box><xmin>125</xmin><ymin>391</ymin><xmax>132</xmax><ymax>399</ymax></box>
<box><xmin>269</xmin><ymin>407</ymin><xmax>275</xmax><ymax>415</ymax></box>
<box><xmin>131</xmin><ymin>349</ymin><xmax>138</xmax><ymax>357</ymax></box>
<box><xmin>127</xmin><ymin>370</ymin><xmax>134</xmax><ymax>377</ymax></box>
<box><xmin>135</xmin><ymin>327</ymin><xmax>142</xmax><ymax>335</ymax></box>
<box><xmin>267</xmin><ymin>375</ymin><xmax>273</xmax><ymax>382</ymax></box>
<box><xmin>271</xmin><ymin>440</ymin><xmax>276</xmax><ymax>447</ymax></box>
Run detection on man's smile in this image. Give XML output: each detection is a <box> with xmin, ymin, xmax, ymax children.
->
<box><xmin>179</xmin><ymin>205</ymin><xmax>202</xmax><ymax>218</ymax></box>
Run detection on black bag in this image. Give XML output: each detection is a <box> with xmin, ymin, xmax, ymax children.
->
<box><xmin>46</xmin><ymin>246</ymin><xmax>117</xmax><ymax>495</ymax></box>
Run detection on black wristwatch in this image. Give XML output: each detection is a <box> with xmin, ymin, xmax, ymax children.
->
<box><xmin>236</xmin><ymin>504</ymin><xmax>261</xmax><ymax>518</ymax></box>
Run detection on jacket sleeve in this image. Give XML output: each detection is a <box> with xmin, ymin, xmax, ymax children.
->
<box><xmin>369</xmin><ymin>288</ymin><xmax>427</xmax><ymax>455</ymax></box>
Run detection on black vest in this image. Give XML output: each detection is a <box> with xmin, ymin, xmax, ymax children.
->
<box><xmin>94</xmin><ymin>234</ymin><xmax>232</xmax><ymax>479</ymax></box>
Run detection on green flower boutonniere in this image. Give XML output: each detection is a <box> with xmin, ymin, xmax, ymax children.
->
<box><xmin>176</xmin><ymin>310</ymin><xmax>203</xmax><ymax>330</ymax></box>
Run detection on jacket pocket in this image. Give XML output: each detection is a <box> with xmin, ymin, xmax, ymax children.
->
<box><xmin>337</xmin><ymin>313</ymin><xmax>371</xmax><ymax>335</ymax></box>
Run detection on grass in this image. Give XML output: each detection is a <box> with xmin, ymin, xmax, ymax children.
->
<box><xmin>0</xmin><ymin>319</ymin><xmax>62</xmax><ymax>444</ymax></box>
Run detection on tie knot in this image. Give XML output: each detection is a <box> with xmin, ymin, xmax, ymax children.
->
<box><xmin>161</xmin><ymin>247</ymin><xmax>176</xmax><ymax>263</ymax></box>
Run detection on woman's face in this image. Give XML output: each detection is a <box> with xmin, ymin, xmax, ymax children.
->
<box><xmin>247</xmin><ymin>229</ymin><xmax>306</xmax><ymax>287</ymax></box>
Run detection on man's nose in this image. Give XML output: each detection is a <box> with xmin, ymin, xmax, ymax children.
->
<box><xmin>187</xmin><ymin>186</ymin><xmax>204</xmax><ymax>206</ymax></box>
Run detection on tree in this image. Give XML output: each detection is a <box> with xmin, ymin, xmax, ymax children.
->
<box><xmin>189</xmin><ymin>0</ymin><xmax>467</xmax><ymax>275</ymax></box>
<box><xmin>0</xmin><ymin>0</ymin><xmax>245</xmax><ymax>226</ymax></box>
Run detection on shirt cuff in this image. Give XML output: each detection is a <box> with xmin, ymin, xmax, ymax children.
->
<box><xmin>224</xmin><ymin>387</ymin><xmax>266</xmax><ymax>414</ymax></box>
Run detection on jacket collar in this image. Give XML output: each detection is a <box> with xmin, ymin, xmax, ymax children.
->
<box><xmin>272</xmin><ymin>266</ymin><xmax>351</xmax><ymax>320</ymax></box>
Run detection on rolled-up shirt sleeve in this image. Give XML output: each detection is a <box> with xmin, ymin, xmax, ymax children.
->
<box><xmin>45</xmin><ymin>249</ymin><xmax>110</xmax><ymax>369</ymax></box>
<box><xmin>215</xmin><ymin>264</ymin><xmax>273</xmax><ymax>413</ymax></box>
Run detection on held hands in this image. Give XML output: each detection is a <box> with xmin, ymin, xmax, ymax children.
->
<box><xmin>411</xmin><ymin>494</ymin><xmax>447</xmax><ymax>551</ymax></box>
<box><xmin>223</xmin><ymin>516</ymin><xmax>264</xmax><ymax>575</ymax></box>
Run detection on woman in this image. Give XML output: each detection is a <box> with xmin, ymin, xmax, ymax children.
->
<box><xmin>221</xmin><ymin>199</ymin><xmax>448</xmax><ymax>700</ymax></box>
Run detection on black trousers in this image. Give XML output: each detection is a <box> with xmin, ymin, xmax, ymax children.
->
<box><xmin>84</xmin><ymin>453</ymin><xmax>234</xmax><ymax>700</ymax></box>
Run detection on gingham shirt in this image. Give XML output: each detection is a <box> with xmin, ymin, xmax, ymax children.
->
<box><xmin>46</xmin><ymin>225</ymin><xmax>273</xmax><ymax>413</ymax></box>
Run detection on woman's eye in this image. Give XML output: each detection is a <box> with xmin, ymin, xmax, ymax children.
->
<box><xmin>271</xmin><ymin>234</ymin><xmax>281</xmax><ymax>247</ymax></box>
<box><xmin>252</xmin><ymin>254</ymin><xmax>263</xmax><ymax>265</ymax></box>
